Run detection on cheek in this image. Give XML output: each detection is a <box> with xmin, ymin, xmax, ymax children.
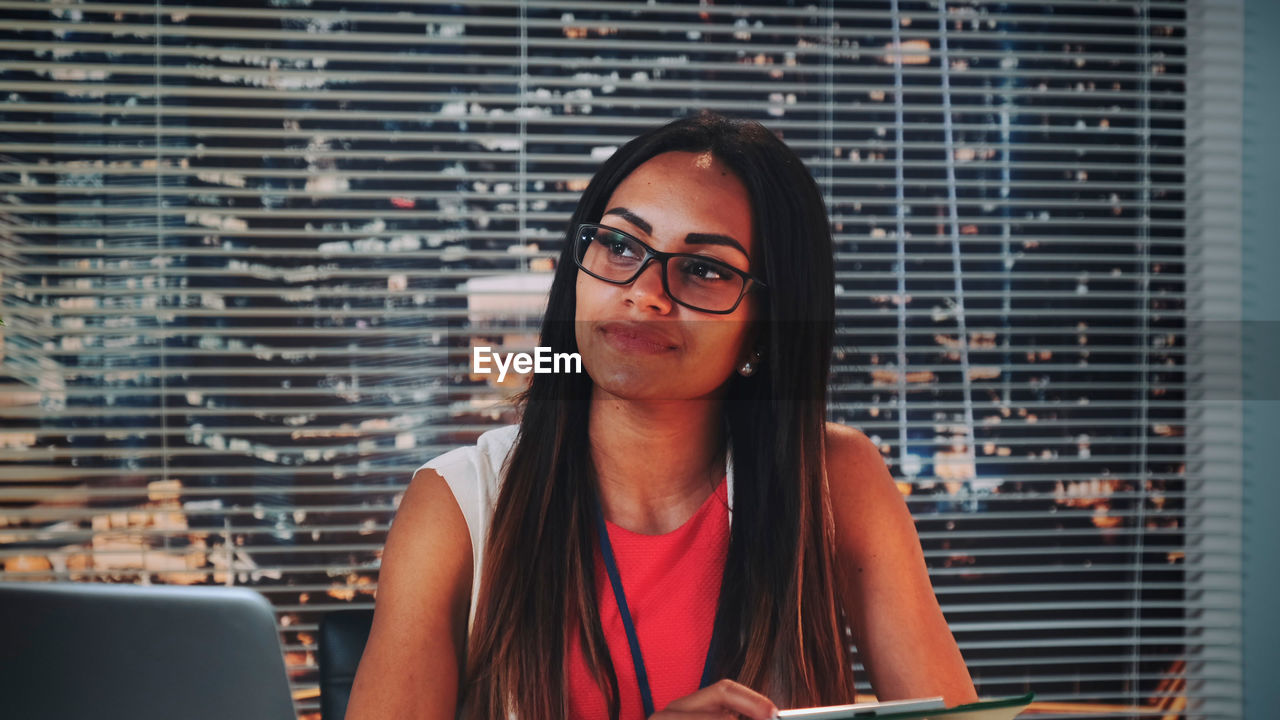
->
<box><xmin>574</xmin><ymin>275</ymin><xmax>615</xmax><ymax>352</ymax></box>
<box><xmin>684</xmin><ymin>319</ymin><xmax>751</xmax><ymax>379</ymax></box>
<box><xmin>574</xmin><ymin>273</ymin><xmax>606</xmax><ymax>321</ymax></box>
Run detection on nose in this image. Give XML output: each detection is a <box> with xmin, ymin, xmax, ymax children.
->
<box><xmin>625</xmin><ymin>258</ymin><xmax>673</xmax><ymax>314</ymax></box>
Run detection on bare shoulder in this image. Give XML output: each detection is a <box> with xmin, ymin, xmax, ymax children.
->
<box><xmin>823</xmin><ymin>421</ymin><xmax>916</xmax><ymax>560</ymax></box>
<box><xmin>823</xmin><ymin>421</ymin><xmax>876</xmax><ymax>462</ymax></box>
<box><xmin>391</xmin><ymin>466</ymin><xmax>474</xmax><ymax>569</ymax></box>
<box><xmin>822</xmin><ymin>425</ymin><xmax>979</xmax><ymax>705</ymax></box>
<box><xmin>381</xmin><ymin>466</ymin><xmax>473</xmax><ymax>634</ymax></box>
<box><xmin>344</xmin><ymin>467</ymin><xmax>473</xmax><ymax>720</ymax></box>
<box><xmin>823</xmin><ymin>422</ymin><xmax>903</xmax><ymax>510</ymax></box>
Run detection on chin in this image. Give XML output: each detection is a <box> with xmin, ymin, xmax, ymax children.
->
<box><xmin>585</xmin><ymin>362</ymin><xmax>729</xmax><ymax>405</ymax></box>
<box><xmin>584</xmin><ymin>364</ymin><xmax>670</xmax><ymax>400</ymax></box>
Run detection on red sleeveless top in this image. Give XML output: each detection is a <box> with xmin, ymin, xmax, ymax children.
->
<box><xmin>566</xmin><ymin>476</ymin><xmax>731</xmax><ymax>720</ymax></box>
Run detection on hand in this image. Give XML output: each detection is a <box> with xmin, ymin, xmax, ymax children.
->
<box><xmin>649</xmin><ymin>678</ymin><xmax>779</xmax><ymax>720</ymax></box>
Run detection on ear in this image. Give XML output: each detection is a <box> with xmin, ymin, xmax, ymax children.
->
<box><xmin>735</xmin><ymin>326</ymin><xmax>766</xmax><ymax>369</ymax></box>
<box><xmin>749</xmin><ymin>320</ymin><xmax>770</xmax><ymax>363</ymax></box>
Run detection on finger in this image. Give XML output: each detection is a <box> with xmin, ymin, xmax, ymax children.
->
<box><xmin>662</xmin><ymin>679</ymin><xmax>779</xmax><ymax>719</ymax></box>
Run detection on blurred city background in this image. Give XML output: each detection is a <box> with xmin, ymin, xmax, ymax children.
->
<box><xmin>0</xmin><ymin>1</ymin><xmax>1250</xmax><ymax>718</ymax></box>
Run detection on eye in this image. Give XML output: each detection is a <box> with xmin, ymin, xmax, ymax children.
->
<box><xmin>606</xmin><ymin>239</ymin><xmax>639</xmax><ymax>258</ymax></box>
<box><xmin>676</xmin><ymin>257</ymin><xmax>733</xmax><ymax>282</ymax></box>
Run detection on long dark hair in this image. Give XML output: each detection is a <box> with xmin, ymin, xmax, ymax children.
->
<box><xmin>462</xmin><ymin>111</ymin><xmax>855</xmax><ymax>719</ymax></box>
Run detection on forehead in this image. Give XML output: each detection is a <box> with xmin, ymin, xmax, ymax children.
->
<box><xmin>604</xmin><ymin>151</ymin><xmax>755</xmax><ymax>257</ymax></box>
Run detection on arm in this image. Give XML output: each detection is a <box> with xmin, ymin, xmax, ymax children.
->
<box><xmin>825</xmin><ymin>423</ymin><xmax>978</xmax><ymax>707</ymax></box>
<box><xmin>345</xmin><ymin>468</ymin><xmax>474</xmax><ymax>720</ymax></box>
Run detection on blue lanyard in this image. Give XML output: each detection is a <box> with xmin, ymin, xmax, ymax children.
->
<box><xmin>592</xmin><ymin>496</ymin><xmax>724</xmax><ymax>719</ymax></box>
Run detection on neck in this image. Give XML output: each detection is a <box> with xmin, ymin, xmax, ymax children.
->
<box><xmin>588</xmin><ymin>387</ymin><xmax>727</xmax><ymax>535</ymax></box>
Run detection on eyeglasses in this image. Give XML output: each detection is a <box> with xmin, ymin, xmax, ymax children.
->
<box><xmin>573</xmin><ymin>223</ymin><xmax>767</xmax><ymax>314</ymax></box>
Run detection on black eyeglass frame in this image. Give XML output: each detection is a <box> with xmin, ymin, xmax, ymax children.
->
<box><xmin>572</xmin><ymin>222</ymin><xmax>768</xmax><ymax>315</ymax></box>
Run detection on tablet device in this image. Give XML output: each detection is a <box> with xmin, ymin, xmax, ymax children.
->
<box><xmin>778</xmin><ymin>693</ymin><xmax>1036</xmax><ymax>720</ymax></box>
<box><xmin>778</xmin><ymin>696</ymin><xmax>947</xmax><ymax>718</ymax></box>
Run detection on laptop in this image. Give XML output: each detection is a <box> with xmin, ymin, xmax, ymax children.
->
<box><xmin>0</xmin><ymin>582</ymin><xmax>297</xmax><ymax>720</ymax></box>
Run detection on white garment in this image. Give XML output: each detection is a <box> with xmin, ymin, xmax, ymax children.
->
<box><xmin>417</xmin><ymin>423</ymin><xmax>736</xmax><ymax>639</ymax></box>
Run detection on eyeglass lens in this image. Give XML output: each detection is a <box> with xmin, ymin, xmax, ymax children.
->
<box><xmin>577</xmin><ymin>226</ymin><xmax>746</xmax><ymax>313</ymax></box>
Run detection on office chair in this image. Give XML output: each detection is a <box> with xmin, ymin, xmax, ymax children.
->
<box><xmin>318</xmin><ymin>608</ymin><xmax>375</xmax><ymax>720</ymax></box>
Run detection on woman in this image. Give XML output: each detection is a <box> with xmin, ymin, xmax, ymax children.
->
<box><xmin>346</xmin><ymin>112</ymin><xmax>978</xmax><ymax>720</ymax></box>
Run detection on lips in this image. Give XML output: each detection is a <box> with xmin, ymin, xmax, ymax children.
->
<box><xmin>599</xmin><ymin>322</ymin><xmax>679</xmax><ymax>352</ymax></box>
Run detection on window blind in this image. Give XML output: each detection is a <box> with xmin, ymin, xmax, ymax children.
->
<box><xmin>1</xmin><ymin>1</ymin><xmax>1242</xmax><ymax>718</ymax></box>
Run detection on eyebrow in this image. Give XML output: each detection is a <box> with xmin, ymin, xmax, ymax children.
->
<box><xmin>603</xmin><ymin>207</ymin><xmax>749</xmax><ymax>259</ymax></box>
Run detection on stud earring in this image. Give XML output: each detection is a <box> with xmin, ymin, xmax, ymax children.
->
<box><xmin>738</xmin><ymin>349</ymin><xmax>763</xmax><ymax>377</ymax></box>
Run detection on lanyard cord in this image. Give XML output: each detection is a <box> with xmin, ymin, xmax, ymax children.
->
<box><xmin>592</xmin><ymin>496</ymin><xmax>723</xmax><ymax>719</ymax></box>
